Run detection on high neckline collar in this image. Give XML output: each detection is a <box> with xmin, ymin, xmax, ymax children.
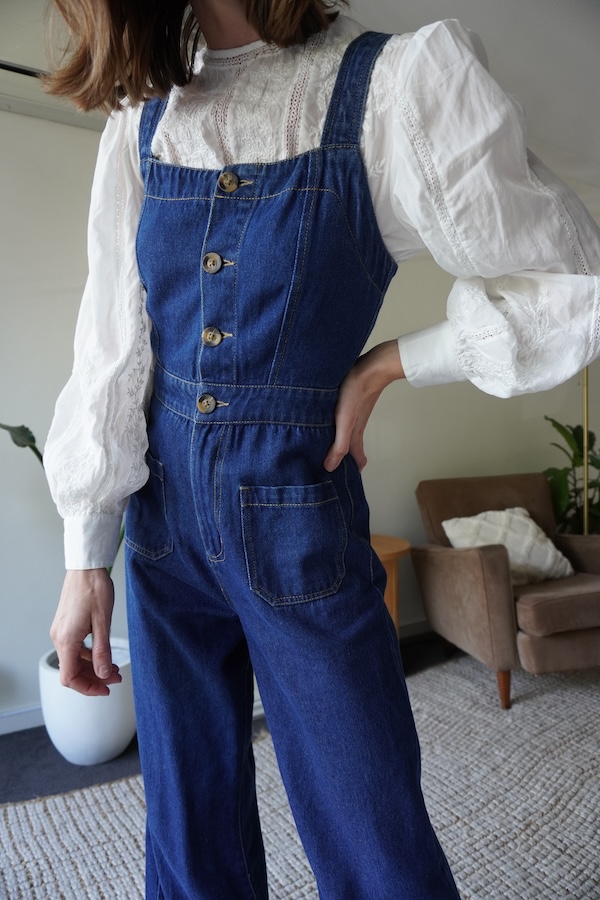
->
<box><xmin>203</xmin><ymin>39</ymin><xmax>270</xmax><ymax>60</ymax></box>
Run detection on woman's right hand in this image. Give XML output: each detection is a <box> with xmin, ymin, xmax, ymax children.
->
<box><xmin>50</xmin><ymin>568</ymin><xmax>122</xmax><ymax>696</ymax></box>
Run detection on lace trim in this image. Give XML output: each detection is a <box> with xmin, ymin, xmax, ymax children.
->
<box><xmin>151</xmin><ymin>17</ymin><xmax>363</xmax><ymax>169</ymax></box>
<box><xmin>397</xmin><ymin>96</ymin><xmax>475</xmax><ymax>276</ymax></box>
<box><xmin>585</xmin><ymin>276</ymin><xmax>600</xmax><ymax>368</ymax></box>
<box><xmin>285</xmin><ymin>30</ymin><xmax>326</xmax><ymax>158</ymax></box>
<box><xmin>527</xmin><ymin>164</ymin><xmax>591</xmax><ymax>277</ymax></box>
<box><xmin>123</xmin><ymin>287</ymin><xmax>151</xmax><ymax>491</ymax></box>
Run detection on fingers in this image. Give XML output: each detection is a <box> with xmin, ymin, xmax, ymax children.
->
<box><xmin>53</xmin><ymin>637</ymin><xmax>86</xmax><ymax>690</ymax></box>
<box><xmin>324</xmin><ymin>403</ymin><xmax>354</xmax><ymax>471</ymax></box>
<box><xmin>324</xmin><ymin>371</ymin><xmax>370</xmax><ymax>472</ymax></box>
<box><xmin>51</xmin><ymin>568</ymin><xmax>119</xmax><ymax>696</ymax></box>
<box><xmin>323</xmin><ymin>441</ymin><xmax>348</xmax><ymax>472</ymax></box>
<box><xmin>325</xmin><ymin>341</ymin><xmax>405</xmax><ymax>471</ymax></box>
<box><xmin>91</xmin><ymin>616</ymin><xmax>113</xmax><ymax>681</ymax></box>
<box><xmin>324</xmin><ymin>417</ymin><xmax>368</xmax><ymax>472</ymax></box>
<box><xmin>68</xmin><ymin>655</ymin><xmax>121</xmax><ymax>696</ymax></box>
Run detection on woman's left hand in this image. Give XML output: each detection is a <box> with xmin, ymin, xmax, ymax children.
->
<box><xmin>323</xmin><ymin>340</ymin><xmax>405</xmax><ymax>472</ymax></box>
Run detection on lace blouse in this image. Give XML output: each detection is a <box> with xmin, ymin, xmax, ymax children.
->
<box><xmin>44</xmin><ymin>16</ymin><xmax>600</xmax><ymax>569</ymax></box>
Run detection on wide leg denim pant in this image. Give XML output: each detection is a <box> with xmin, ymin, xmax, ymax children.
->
<box><xmin>125</xmin><ymin>31</ymin><xmax>460</xmax><ymax>900</ymax></box>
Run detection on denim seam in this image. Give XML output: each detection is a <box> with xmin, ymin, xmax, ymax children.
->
<box><xmin>208</xmin><ymin>426</ymin><xmax>227</xmax><ymax>563</ymax></box>
<box><xmin>271</xmin><ymin>154</ymin><xmax>318</xmax><ymax>383</ymax></box>
<box><xmin>229</xmin><ymin>188</ymin><xmax>260</xmax><ymax>384</ymax></box>
<box><xmin>155</xmin><ymin>369</ymin><xmax>338</xmax><ymax>393</ymax></box>
<box><xmin>154</xmin><ymin>394</ymin><xmax>334</xmax><ymax>426</ymax></box>
<box><xmin>237</xmin><ymin>656</ymin><xmax>260</xmax><ymax>900</ymax></box>
<box><xmin>342</xmin><ymin>457</ymin><xmax>355</xmax><ymax>530</ymax></box>
<box><xmin>241</xmin><ymin>499</ymin><xmax>338</xmax><ymax>509</ymax></box>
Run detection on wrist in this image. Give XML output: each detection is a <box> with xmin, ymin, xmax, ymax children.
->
<box><xmin>357</xmin><ymin>340</ymin><xmax>405</xmax><ymax>393</ymax></box>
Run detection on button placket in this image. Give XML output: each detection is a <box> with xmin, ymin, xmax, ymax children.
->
<box><xmin>196</xmin><ymin>394</ymin><xmax>230</xmax><ymax>415</ymax></box>
<box><xmin>198</xmin><ymin>168</ymin><xmax>256</xmax><ymax>391</ymax></box>
<box><xmin>202</xmin><ymin>326</ymin><xmax>223</xmax><ymax>347</ymax></box>
<box><xmin>202</xmin><ymin>327</ymin><xmax>234</xmax><ymax>348</ymax></box>
<box><xmin>217</xmin><ymin>171</ymin><xmax>240</xmax><ymax>193</ymax></box>
<box><xmin>202</xmin><ymin>252</ymin><xmax>223</xmax><ymax>274</ymax></box>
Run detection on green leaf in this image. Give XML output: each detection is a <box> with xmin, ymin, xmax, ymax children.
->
<box><xmin>544</xmin><ymin>468</ymin><xmax>571</xmax><ymax>521</ymax></box>
<box><xmin>572</xmin><ymin>424</ymin><xmax>586</xmax><ymax>456</ymax></box>
<box><xmin>0</xmin><ymin>422</ymin><xmax>43</xmax><ymax>464</ymax></box>
<box><xmin>589</xmin><ymin>455</ymin><xmax>600</xmax><ymax>471</ymax></box>
<box><xmin>549</xmin><ymin>441</ymin><xmax>577</xmax><ymax>464</ymax></box>
<box><xmin>545</xmin><ymin>416</ymin><xmax>580</xmax><ymax>456</ymax></box>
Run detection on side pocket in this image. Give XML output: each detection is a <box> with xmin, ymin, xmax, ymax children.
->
<box><xmin>240</xmin><ymin>481</ymin><xmax>347</xmax><ymax>606</ymax></box>
<box><xmin>125</xmin><ymin>452</ymin><xmax>174</xmax><ymax>561</ymax></box>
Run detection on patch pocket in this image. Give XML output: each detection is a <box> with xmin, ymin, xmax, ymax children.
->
<box><xmin>240</xmin><ymin>481</ymin><xmax>347</xmax><ymax>606</ymax></box>
<box><xmin>125</xmin><ymin>452</ymin><xmax>174</xmax><ymax>561</ymax></box>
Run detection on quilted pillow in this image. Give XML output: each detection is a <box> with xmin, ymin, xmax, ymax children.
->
<box><xmin>441</xmin><ymin>507</ymin><xmax>574</xmax><ymax>585</ymax></box>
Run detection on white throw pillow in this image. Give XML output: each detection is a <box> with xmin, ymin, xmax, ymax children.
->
<box><xmin>441</xmin><ymin>507</ymin><xmax>574</xmax><ymax>586</ymax></box>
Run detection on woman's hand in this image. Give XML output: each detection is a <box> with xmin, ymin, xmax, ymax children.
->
<box><xmin>50</xmin><ymin>568</ymin><xmax>121</xmax><ymax>696</ymax></box>
<box><xmin>324</xmin><ymin>340</ymin><xmax>405</xmax><ymax>472</ymax></box>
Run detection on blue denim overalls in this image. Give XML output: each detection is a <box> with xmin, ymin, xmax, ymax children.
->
<box><xmin>125</xmin><ymin>31</ymin><xmax>460</xmax><ymax>900</ymax></box>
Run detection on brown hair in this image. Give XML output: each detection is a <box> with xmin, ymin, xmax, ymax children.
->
<box><xmin>44</xmin><ymin>0</ymin><xmax>347</xmax><ymax>114</ymax></box>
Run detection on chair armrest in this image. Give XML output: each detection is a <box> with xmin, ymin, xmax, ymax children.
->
<box><xmin>411</xmin><ymin>544</ymin><xmax>520</xmax><ymax>671</ymax></box>
<box><xmin>553</xmin><ymin>533</ymin><xmax>600</xmax><ymax>574</ymax></box>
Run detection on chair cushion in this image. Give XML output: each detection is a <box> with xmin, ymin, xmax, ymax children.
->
<box><xmin>441</xmin><ymin>507</ymin><xmax>574</xmax><ymax>585</ymax></box>
<box><xmin>515</xmin><ymin>574</ymin><xmax>600</xmax><ymax>636</ymax></box>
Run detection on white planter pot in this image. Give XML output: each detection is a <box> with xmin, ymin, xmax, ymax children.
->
<box><xmin>39</xmin><ymin>638</ymin><xmax>136</xmax><ymax>766</ymax></box>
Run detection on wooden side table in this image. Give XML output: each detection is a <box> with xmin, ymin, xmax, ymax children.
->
<box><xmin>371</xmin><ymin>534</ymin><xmax>411</xmax><ymax>639</ymax></box>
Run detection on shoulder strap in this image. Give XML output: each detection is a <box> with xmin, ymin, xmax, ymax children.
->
<box><xmin>138</xmin><ymin>96</ymin><xmax>169</xmax><ymax>163</ymax></box>
<box><xmin>320</xmin><ymin>31</ymin><xmax>392</xmax><ymax>148</ymax></box>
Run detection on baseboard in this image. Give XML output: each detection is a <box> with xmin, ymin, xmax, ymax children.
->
<box><xmin>1</xmin><ymin>697</ymin><xmax>266</xmax><ymax>738</ymax></box>
<box><xmin>0</xmin><ymin>705</ymin><xmax>44</xmax><ymax>736</ymax></box>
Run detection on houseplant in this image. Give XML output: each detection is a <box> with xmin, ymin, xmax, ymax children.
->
<box><xmin>543</xmin><ymin>416</ymin><xmax>600</xmax><ymax>534</ymax></box>
<box><xmin>1</xmin><ymin>421</ymin><xmax>134</xmax><ymax>765</ymax></box>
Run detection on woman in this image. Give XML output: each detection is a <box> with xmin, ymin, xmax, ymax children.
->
<box><xmin>44</xmin><ymin>1</ymin><xmax>600</xmax><ymax>897</ymax></box>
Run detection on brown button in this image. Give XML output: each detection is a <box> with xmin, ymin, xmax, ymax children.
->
<box><xmin>218</xmin><ymin>171</ymin><xmax>240</xmax><ymax>193</ymax></box>
<box><xmin>202</xmin><ymin>326</ymin><xmax>223</xmax><ymax>347</ymax></box>
<box><xmin>202</xmin><ymin>252</ymin><xmax>223</xmax><ymax>274</ymax></box>
<box><xmin>197</xmin><ymin>394</ymin><xmax>217</xmax><ymax>414</ymax></box>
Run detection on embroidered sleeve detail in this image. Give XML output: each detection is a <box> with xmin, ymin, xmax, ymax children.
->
<box><xmin>44</xmin><ymin>104</ymin><xmax>151</xmax><ymax>546</ymax></box>
<box><xmin>447</xmin><ymin>274</ymin><xmax>600</xmax><ymax>397</ymax></box>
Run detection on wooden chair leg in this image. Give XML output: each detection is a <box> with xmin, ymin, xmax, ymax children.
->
<box><xmin>496</xmin><ymin>670</ymin><xmax>511</xmax><ymax>709</ymax></box>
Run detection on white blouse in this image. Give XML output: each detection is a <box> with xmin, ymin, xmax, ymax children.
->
<box><xmin>44</xmin><ymin>15</ymin><xmax>600</xmax><ymax>570</ymax></box>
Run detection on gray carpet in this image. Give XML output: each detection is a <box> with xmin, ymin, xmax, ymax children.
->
<box><xmin>1</xmin><ymin>656</ymin><xmax>599</xmax><ymax>899</ymax></box>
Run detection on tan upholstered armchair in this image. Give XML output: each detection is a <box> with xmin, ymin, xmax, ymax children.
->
<box><xmin>412</xmin><ymin>473</ymin><xmax>600</xmax><ymax>708</ymax></box>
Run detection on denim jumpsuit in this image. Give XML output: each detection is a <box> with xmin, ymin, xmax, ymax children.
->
<box><xmin>125</xmin><ymin>31</ymin><xmax>460</xmax><ymax>900</ymax></box>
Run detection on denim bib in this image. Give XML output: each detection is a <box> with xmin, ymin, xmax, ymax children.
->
<box><xmin>136</xmin><ymin>31</ymin><xmax>397</xmax><ymax>400</ymax></box>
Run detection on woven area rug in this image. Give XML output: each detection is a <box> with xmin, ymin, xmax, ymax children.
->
<box><xmin>1</xmin><ymin>656</ymin><xmax>599</xmax><ymax>899</ymax></box>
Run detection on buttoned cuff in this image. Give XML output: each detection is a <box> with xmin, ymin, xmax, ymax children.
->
<box><xmin>397</xmin><ymin>321</ymin><xmax>466</xmax><ymax>387</ymax></box>
<box><xmin>64</xmin><ymin>515</ymin><xmax>123</xmax><ymax>570</ymax></box>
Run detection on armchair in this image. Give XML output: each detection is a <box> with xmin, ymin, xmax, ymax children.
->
<box><xmin>412</xmin><ymin>473</ymin><xmax>600</xmax><ymax>708</ymax></box>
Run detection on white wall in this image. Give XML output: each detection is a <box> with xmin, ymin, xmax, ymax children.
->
<box><xmin>0</xmin><ymin>109</ymin><xmax>128</xmax><ymax>734</ymax></box>
<box><xmin>1</xmin><ymin>78</ymin><xmax>600</xmax><ymax>732</ymax></box>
